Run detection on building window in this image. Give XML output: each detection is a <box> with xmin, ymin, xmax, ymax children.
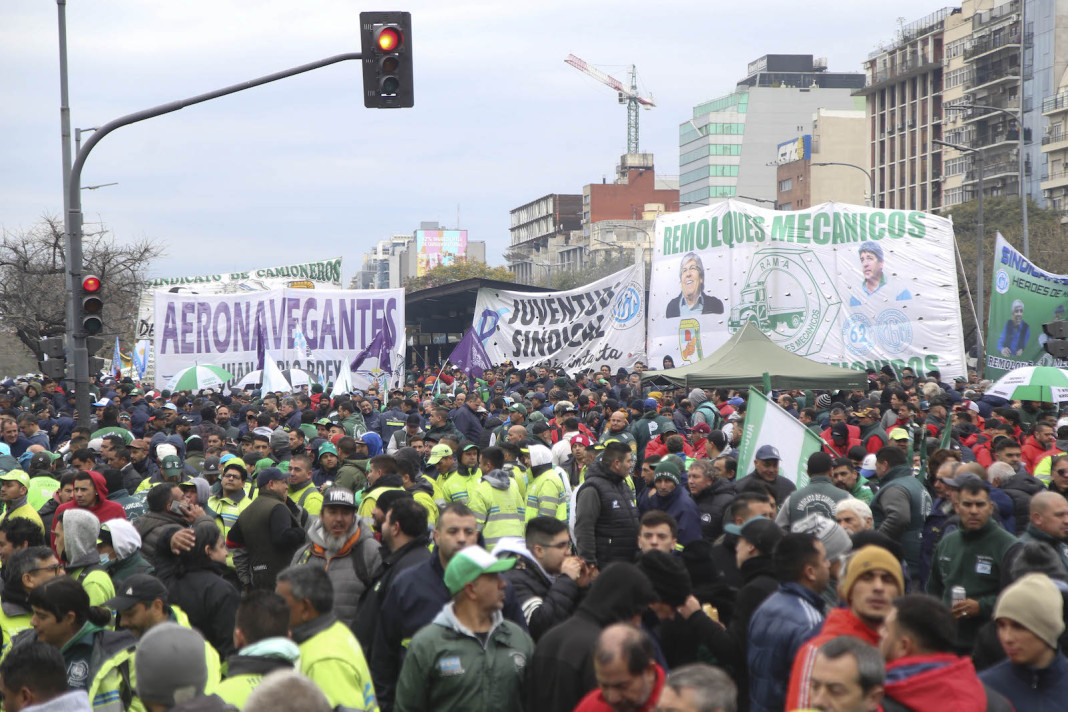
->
<box><xmin>779</xmin><ymin>178</ymin><xmax>793</xmax><ymax>192</ymax></box>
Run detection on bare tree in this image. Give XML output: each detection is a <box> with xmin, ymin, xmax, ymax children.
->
<box><xmin>0</xmin><ymin>216</ymin><xmax>165</xmax><ymax>357</ymax></box>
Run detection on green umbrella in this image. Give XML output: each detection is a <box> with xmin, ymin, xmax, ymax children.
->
<box><xmin>166</xmin><ymin>364</ymin><xmax>233</xmax><ymax>392</ymax></box>
<box><xmin>986</xmin><ymin>366</ymin><xmax>1068</xmax><ymax>403</ymax></box>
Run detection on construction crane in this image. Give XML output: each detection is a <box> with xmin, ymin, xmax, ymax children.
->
<box><xmin>565</xmin><ymin>54</ymin><xmax>655</xmax><ymax>155</ymax></box>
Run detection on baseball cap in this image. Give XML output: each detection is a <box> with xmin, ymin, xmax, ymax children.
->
<box><xmin>105</xmin><ymin>574</ymin><xmax>169</xmax><ymax>611</ymax></box>
<box><xmin>443</xmin><ymin>546</ymin><xmax>516</xmax><ymax>595</ymax></box>
<box><xmin>322</xmin><ymin>487</ymin><xmax>357</xmax><ymax>510</ymax></box>
<box><xmin>315</xmin><ymin>417</ymin><xmax>333</xmax><ymax>427</ymax></box>
<box><xmin>427</xmin><ymin>444</ymin><xmax>454</xmax><ymax>465</ymax></box>
<box><xmin>507</xmin><ymin>403</ymin><xmax>528</xmax><ymax>416</ymax></box>
<box><xmin>860</xmin><ymin>454</ymin><xmax>877</xmax><ymax>477</ymax></box>
<box><xmin>0</xmin><ymin>470</ymin><xmax>30</xmax><ymax>488</ymax></box>
<box><xmin>317</xmin><ymin>443</ymin><xmax>338</xmax><ymax>460</ymax></box>
<box><xmin>944</xmin><ymin>471</ymin><xmax>985</xmax><ymax>489</ymax></box>
<box><xmin>200</xmin><ymin>457</ymin><xmax>220</xmax><ymax>477</ymax></box>
<box><xmin>644</xmin><ymin>398</ymin><xmax>658</xmax><ymax>411</ymax></box>
<box><xmin>691</xmin><ymin>422</ymin><xmax>712</xmax><ymax>435</ymax></box>
<box><xmin>129</xmin><ymin>388</ymin><xmax>144</xmax><ymax>396</ymax></box>
<box><xmin>571</xmin><ymin>434</ymin><xmax>594</xmax><ymax>448</ymax></box>
<box><xmin>256</xmin><ymin>467</ymin><xmax>288</xmax><ymax>489</ymax></box>
<box><xmin>163</xmin><ymin>403</ymin><xmax>178</xmax><ymax>412</ymax></box>
<box><xmin>889</xmin><ymin>428</ymin><xmax>910</xmax><ymax>441</ymax></box>
<box><xmin>93</xmin><ymin>397</ymin><xmax>110</xmax><ymax>407</ymax></box>
<box><xmin>724</xmin><ymin>516</ymin><xmax>783</xmax><ymax>555</ymax></box>
<box><xmin>831</xmin><ymin>422</ymin><xmax>849</xmax><ymax>438</ymax></box>
<box><xmin>160</xmin><ymin>455</ymin><xmax>184</xmax><ymax>478</ymax></box>
<box><xmin>755</xmin><ymin>444</ymin><xmax>780</xmax><ymax>461</ymax></box>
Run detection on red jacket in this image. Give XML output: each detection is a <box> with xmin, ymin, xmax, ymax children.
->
<box><xmin>883</xmin><ymin>653</ymin><xmax>990</xmax><ymax>711</ymax></box>
<box><xmin>574</xmin><ymin>664</ymin><xmax>665</xmax><ymax>712</ymax></box>
<box><xmin>786</xmin><ymin>608</ymin><xmax>880</xmax><ymax>711</ymax></box>
<box><xmin>1021</xmin><ymin>435</ymin><xmax>1048</xmax><ymax>473</ymax></box>
<box><xmin>644</xmin><ymin>435</ymin><xmax>695</xmax><ymax>459</ymax></box>
<box><xmin>51</xmin><ymin>470</ymin><xmax>128</xmax><ymax>547</ymax></box>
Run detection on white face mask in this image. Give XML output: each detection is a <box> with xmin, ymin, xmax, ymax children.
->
<box><xmin>98</xmin><ymin>553</ymin><xmax>111</xmax><ymax>566</ymax></box>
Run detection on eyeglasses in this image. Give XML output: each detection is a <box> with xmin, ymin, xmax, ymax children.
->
<box><xmin>29</xmin><ymin>563</ymin><xmax>64</xmax><ymax>575</ymax></box>
<box><xmin>221</xmin><ymin>472</ymin><xmax>243</xmax><ymax>479</ymax></box>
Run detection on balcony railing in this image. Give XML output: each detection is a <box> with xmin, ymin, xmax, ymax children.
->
<box><xmin>973</xmin><ymin>1</ymin><xmax>1020</xmax><ymax>31</ymax></box>
<box><xmin>964</xmin><ymin>32</ymin><xmax>1021</xmax><ymax>60</ymax></box>
<box><xmin>1043</xmin><ymin>90</ymin><xmax>1068</xmax><ymax>114</ymax></box>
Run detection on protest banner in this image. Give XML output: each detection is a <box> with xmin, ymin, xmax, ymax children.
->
<box><xmin>736</xmin><ymin>388</ymin><xmax>826</xmax><ymax>487</ymax></box>
<box><xmin>648</xmin><ymin>200</ymin><xmax>967</xmax><ymax>378</ymax></box>
<box><xmin>137</xmin><ymin>257</ymin><xmax>343</xmax><ymax>341</ymax></box>
<box><xmin>985</xmin><ymin>232</ymin><xmax>1068</xmax><ymax>378</ymax></box>
<box><xmin>152</xmin><ymin>287</ymin><xmax>404</xmax><ymax>390</ymax></box>
<box><xmin>472</xmin><ymin>265</ymin><xmax>646</xmax><ymax>372</ymax></box>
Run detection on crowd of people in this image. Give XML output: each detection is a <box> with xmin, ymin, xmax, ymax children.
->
<box><xmin>0</xmin><ymin>361</ymin><xmax>1064</xmax><ymax>711</ymax></box>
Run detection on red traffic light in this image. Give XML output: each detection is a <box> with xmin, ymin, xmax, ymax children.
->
<box><xmin>376</xmin><ymin>27</ymin><xmax>401</xmax><ymax>52</ymax></box>
<box><xmin>82</xmin><ymin>275</ymin><xmax>101</xmax><ymax>293</ymax></box>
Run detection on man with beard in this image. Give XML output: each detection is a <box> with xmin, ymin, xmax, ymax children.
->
<box><xmin>290</xmin><ymin>488</ymin><xmax>381</xmax><ymax>628</ymax></box>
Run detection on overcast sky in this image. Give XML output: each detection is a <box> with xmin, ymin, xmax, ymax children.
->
<box><xmin>2</xmin><ymin>0</ymin><xmax>946</xmax><ymax>282</ymax></box>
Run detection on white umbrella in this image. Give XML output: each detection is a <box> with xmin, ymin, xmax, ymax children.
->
<box><xmin>235</xmin><ymin>366</ymin><xmax>318</xmax><ymax>389</ymax></box>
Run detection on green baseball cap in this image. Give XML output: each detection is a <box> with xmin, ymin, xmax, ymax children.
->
<box><xmin>444</xmin><ymin>546</ymin><xmax>516</xmax><ymax>595</ymax></box>
<box><xmin>317</xmin><ymin>443</ymin><xmax>338</xmax><ymax>460</ymax></box>
<box><xmin>0</xmin><ymin>470</ymin><xmax>30</xmax><ymax>488</ymax></box>
<box><xmin>507</xmin><ymin>403</ymin><xmax>527</xmax><ymax>416</ymax></box>
<box><xmin>427</xmin><ymin>444</ymin><xmax>453</xmax><ymax>465</ymax></box>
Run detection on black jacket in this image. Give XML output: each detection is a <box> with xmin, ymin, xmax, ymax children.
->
<box><xmin>526</xmin><ymin>562</ymin><xmax>656</xmax><ymax>712</ymax></box>
<box><xmin>1000</xmin><ymin>473</ymin><xmax>1047</xmax><ymax>536</ymax></box>
<box><xmin>352</xmin><ymin>534</ymin><xmax>431</xmax><ymax>656</ymax></box>
<box><xmin>158</xmin><ymin>553</ymin><xmax>241</xmax><ymax>660</ymax></box>
<box><xmin>503</xmin><ymin>552</ymin><xmax>582</xmax><ymax>642</ymax></box>
<box><xmin>728</xmin><ymin>555</ymin><xmax>779</xmax><ymax>712</ymax></box>
<box><xmin>574</xmin><ymin>460</ymin><xmax>640</xmax><ymax>568</ymax></box>
<box><xmin>734</xmin><ymin>472</ymin><xmax>797</xmax><ymax>508</ymax></box>
<box><xmin>226</xmin><ymin>490</ymin><xmax>306</xmax><ymax>590</ymax></box>
<box><xmin>693</xmin><ymin>478</ymin><xmax>735</xmax><ymax>542</ymax></box>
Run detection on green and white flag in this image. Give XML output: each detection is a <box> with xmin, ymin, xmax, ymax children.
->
<box><xmin>737</xmin><ymin>389</ymin><xmax>826</xmax><ymax>488</ymax></box>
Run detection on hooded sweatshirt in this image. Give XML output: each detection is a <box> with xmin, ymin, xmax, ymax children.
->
<box><xmin>102</xmin><ymin>518</ymin><xmax>153</xmax><ymax>584</ymax></box>
<box><xmin>59</xmin><ymin>508</ymin><xmax>115</xmax><ymax>607</ymax></box>
<box><xmin>51</xmin><ymin>471</ymin><xmax>127</xmax><ymax>544</ymax></box>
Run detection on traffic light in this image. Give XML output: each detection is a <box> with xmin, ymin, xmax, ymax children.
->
<box><xmin>38</xmin><ymin>336</ymin><xmax>66</xmax><ymax>380</ymax></box>
<box><xmin>360</xmin><ymin>11</ymin><xmax>414</xmax><ymax>108</ymax></box>
<box><xmin>80</xmin><ymin>274</ymin><xmax>103</xmax><ymax>335</ymax></box>
<box><xmin>1044</xmin><ymin>320</ymin><xmax>1068</xmax><ymax>359</ymax></box>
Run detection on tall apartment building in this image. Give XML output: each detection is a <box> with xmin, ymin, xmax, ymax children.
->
<box><xmin>679</xmin><ymin>55</ymin><xmax>865</xmax><ymax>207</ymax></box>
<box><xmin>507</xmin><ymin>194</ymin><xmax>583</xmax><ymax>286</ymax></box>
<box><xmin>857</xmin><ymin>8</ymin><xmax>954</xmax><ymax>210</ymax></box>
<box><xmin>351</xmin><ymin>222</ymin><xmax>486</xmax><ymax>289</ymax></box>
<box><xmin>1036</xmin><ymin>0</ymin><xmax>1068</xmax><ymax>211</ymax></box>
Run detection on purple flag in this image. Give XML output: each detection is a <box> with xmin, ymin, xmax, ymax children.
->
<box><xmin>447</xmin><ymin>328</ymin><xmax>492</xmax><ymax>379</ymax></box>
<box><xmin>255</xmin><ymin>318</ymin><xmax>267</xmax><ymax>371</ymax></box>
<box><xmin>350</xmin><ymin>322</ymin><xmax>395</xmax><ymax>374</ymax></box>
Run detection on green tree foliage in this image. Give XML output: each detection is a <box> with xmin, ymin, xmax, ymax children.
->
<box><xmin>550</xmin><ymin>252</ymin><xmax>637</xmax><ymax>290</ymax></box>
<box><xmin>403</xmin><ymin>259</ymin><xmax>515</xmax><ymax>292</ymax></box>
<box><xmin>942</xmin><ymin>196</ymin><xmax>1065</xmax><ymax>353</ymax></box>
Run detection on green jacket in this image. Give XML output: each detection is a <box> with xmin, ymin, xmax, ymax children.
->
<box><xmin>293</xmin><ymin>613</ymin><xmax>377</xmax><ymax>710</ymax></box>
<box><xmin>395</xmin><ymin>603</ymin><xmax>533</xmax><ymax>712</ymax></box>
<box><xmin>927</xmin><ymin>516</ymin><xmax>1018</xmax><ymax>648</ymax></box>
<box><xmin>850</xmin><ymin>476</ymin><xmax>875</xmax><ymax>504</ymax></box>
<box><xmin>336</xmin><ymin>458</ymin><xmax>368</xmax><ymax>493</ymax></box>
<box><xmin>342</xmin><ymin>413</ymin><xmax>368</xmax><ymax>438</ymax></box>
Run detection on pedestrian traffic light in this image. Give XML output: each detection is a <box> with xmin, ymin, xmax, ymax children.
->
<box><xmin>360</xmin><ymin>11</ymin><xmax>414</xmax><ymax>108</ymax></box>
<box><xmin>80</xmin><ymin>275</ymin><xmax>103</xmax><ymax>335</ymax></box>
<box><xmin>1043</xmin><ymin>320</ymin><xmax>1068</xmax><ymax>359</ymax></box>
<box><xmin>38</xmin><ymin>336</ymin><xmax>66</xmax><ymax>380</ymax></box>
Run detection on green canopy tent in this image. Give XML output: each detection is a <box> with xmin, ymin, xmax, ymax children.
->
<box><xmin>641</xmin><ymin>323</ymin><xmax>869</xmax><ymax>391</ymax></box>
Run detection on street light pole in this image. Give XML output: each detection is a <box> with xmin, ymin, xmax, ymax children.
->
<box><xmin>811</xmin><ymin>162</ymin><xmax>875</xmax><ymax>206</ymax></box>
<box><xmin>934</xmin><ymin>139</ymin><xmax>985</xmax><ymax>365</ymax></box>
<box><xmin>57</xmin><ymin>0</ymin><xmax>75</xmax><ymax>371</ymax></box>
<box><xmin>944</xmin><ymin>102</ymin><xmax>1029</xmax><ymax>257</ymax></box>
<box><xmin>65</xmin><ymin>51</ymin><xmax>362</xmax><ymax>426</ymax></box>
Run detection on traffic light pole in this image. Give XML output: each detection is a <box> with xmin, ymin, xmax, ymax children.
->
<box><xmin>65</xmin><ymin>51</ymin><xmax>362</xmax><ymax>427</ymax></box>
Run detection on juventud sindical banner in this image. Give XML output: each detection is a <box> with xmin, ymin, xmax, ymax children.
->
<box><xmin>648</xmin><ymin>200</ymin><xmax>966</xmax><ymax>378</ymax></box>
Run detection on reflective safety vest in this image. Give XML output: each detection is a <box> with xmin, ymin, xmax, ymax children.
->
<box><xmin>208</xmin><ymin>491</ymin><xmax>252</xmax><ymax>569</ymax></box>
<box><xmin>357</xmin><ymin>485</ymin><xmax>404</xmax><ymax>519</ymax></box>
<box><xmin>410</xmin><ymin>488</ymin><xmax>439</xmax><ymax>528</ymax></box>
<box><xmin>441</xmin><ymin>470</ymin><xmax>480</xmax><ymax>506</ymax></box>
<box><xmin>526</xmin><ymin>469</ymin><xmax>569</xmax><ymax>523</ymax></box>
<box><xmin>298</xmin><ymin>619</ymin><xmax>376</xmax><ymax>710</ymax></box>
<box><xmin>0</xmin><ymin>601</ymin><xmax>32</xmax><ymax>662</ymax></box>
<box><xmin>469</xmin><ymin>478</ymin><xmax>526</xmax><ymax>551</ymax></box>
<box><xmin>290</xmin><ymin>482</ymin><xmax>323</xmax><ymax>516</ymax></box>
<box><xmin>503</xmin><ymin>462</ymin><xmax>531</xmax><ymax>501</ymax></box>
